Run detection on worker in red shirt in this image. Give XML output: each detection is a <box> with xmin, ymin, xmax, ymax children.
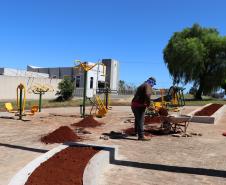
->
<box><xmin>131</xmin><ymin>77</ymin><xmax>156</xmax><ymax>141</ymax></box>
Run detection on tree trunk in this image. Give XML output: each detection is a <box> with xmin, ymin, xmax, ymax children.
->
<box><xmin>195</xmin><ymin>81</ymin><xmax>204</xmax><ymax>100</ymax></box>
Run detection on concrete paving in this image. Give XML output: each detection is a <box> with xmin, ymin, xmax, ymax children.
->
<box><xmin>0</xmin><ymin>106</ymin><xmax>226</xmax><ymax>185</ymax></box>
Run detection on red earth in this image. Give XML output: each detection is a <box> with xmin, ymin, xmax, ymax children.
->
<box><xmin>194</xmin><ymin>104</ymin><xmax>223</xmax><ymax>116</ymax></box>
<box><xmin>41</xmin><ymin>126</ymin><xmax>81</xmax><ymax>144</ymax></box>
<box><xmin>71</xmin><ymin>115</ymin><xmax>104</xmax><ymax>128</ymax></box>
<box><xmin>123</xmin><ymin>127</ymin><xmax>165</xmax><ymax>136</ymax></box>
<box><xmin>144</xmin><ymin>116</ymin><xmax>161</xmax><ymax>124</ymax></box>
<box><xmin>25</xmin><ymin>147</ymin><xmax>99</xmax><ymax>185</ymax></box>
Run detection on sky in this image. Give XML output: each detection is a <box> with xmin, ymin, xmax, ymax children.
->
<box><xmin>0</xmin><ymin>0</ymin><xmax>226</xmax><ymax>90</ymax></box>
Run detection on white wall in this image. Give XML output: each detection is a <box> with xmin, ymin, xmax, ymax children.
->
<box><xmin>0</xmin><ymin>76</ymin><xmax>61</xmax><ymax>100</ymax></box>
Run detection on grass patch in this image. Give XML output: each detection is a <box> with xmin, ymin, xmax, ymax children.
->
<box><xmin>0</xmin><ymin>99</ymin><xmax>83</xmax><ymax>112</ymax></box>
<box><xmin>185</xmin><ymin>99</ymin><xmax>226</xmax><ymax>106</ymax></box>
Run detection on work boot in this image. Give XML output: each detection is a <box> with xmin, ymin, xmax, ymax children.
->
<box><xmin>138</xmin><ymin>136</ymin><xmax>151</xmax><ymax>141</ymax></box>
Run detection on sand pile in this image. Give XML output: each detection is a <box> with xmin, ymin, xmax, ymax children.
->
<box><xmin>195</xmin><ymin>104</ymin><xmax>223</xmax><ymax>116</ymax></box>
<box><xmin>41</xmin><ymin>126</ymin><xmax>81</xmax><ymax>144</ymax></box>
<box><xmin>71</xmin><ymin>115</ymin><xmax>104</xmax><ymax>128</ymax></box>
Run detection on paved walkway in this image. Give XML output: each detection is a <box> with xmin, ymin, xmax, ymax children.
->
<box><xmin>0</xmin><ymin>106</ymin><xmax>226</xmax><ymax>185</ymax></box>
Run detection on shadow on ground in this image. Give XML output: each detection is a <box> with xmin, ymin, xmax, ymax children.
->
<box><xmin>0</xmin><ymin>143</ymin><xmax>48</xmax><ymax>153</ymax></box>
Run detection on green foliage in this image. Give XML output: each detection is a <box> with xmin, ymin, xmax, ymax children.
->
<box><xmin>189</xmin><ymin>86</ymin><xmax>197</xmax><ymax>96</ymax></box>
<box><xmin>56</xmin><ymin>77</ymin><xmax>75</xmax><ymax>101</ymax></box>
<box><xmin>164</xmin><ymin>24</ymin><xmax>226</xmax><ymax>99</ymax></box>
<box><xmin>119</xmin><ymin>80</ymin><xmax>126</xmax><ymax>90</ymax></box>
<box><xmin>222</xmin><ymin>79</ymin><xmax>226</xmax><ymax>93</ymax></box>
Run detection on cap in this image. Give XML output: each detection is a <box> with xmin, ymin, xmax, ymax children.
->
<box><xmin>146</xmin><ymin>77</ymin><xmax>156</xmax><ymax>86</ymax></box>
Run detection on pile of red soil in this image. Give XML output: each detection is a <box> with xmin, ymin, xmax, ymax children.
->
<box><xmin>194</xmin><ymin>104</ymin><xmax>223</xmax><ymax>116</ymax></box>
<box><xmin>222</xmin><ymin>132</ymin><xmax>226</xmax><ymax>136</ymax></box>
<box><xmin>123</xmin><ymin>126</ymin><xmax>171</xmax><ymax>136</ymax></box>
<box><xmin>41</xmin><ymin>126</ymin><xmax>81</xmax><ymax>144</ymax></box>
<box><xmin>158</xmin><ymin>107</ymin><xmax>168</xmax><ymax>116</ymax></box>
<box><xmin>144</xmin><ymin>116</ymin><xmax>161</xmax><ymax>124</ymax></box>
<box><xmin>71</xmin><ymin>115</ymin><xmax>104</xmax><ymax>128</ymax></box>
<box><xmin>123</xmin><ymin>127</ymin><xmax>152</xmax><ymax>136</ymax></box>
<box><xmin>25</xmin><ymin>147</ymin><xmax>99</xmax><ymax>185</ymax></box>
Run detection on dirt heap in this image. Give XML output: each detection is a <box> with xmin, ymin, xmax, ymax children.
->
<box><xmin>71</xmin><ymin>115</ymin><xmax>103</xmax><ymax>128</ymax></box>
<box><xmin>25</xmin><ymin>147</ymin><xmax>99</xmax><ymax>185</ymax></box>
<box><xmin>123</xmin><ymin>127</ymin><xmax>152</xmax><ymax>136</ymax></box>
<box><xmin>144</xmin><ymin>116</ymin><xmax>161</xmax><ymax>124</ymax></box>
<box><xmin>194</xmin><ymin>104</ymin><xmax>223</xmax><ymax>116</ymax></box>
<box><xmin>158</xmin><ymin>107</ymin><xmax>168</xmax><ymax>116</ymax></box>
<box><xmin>41</xmin><ymin>126</ymin><xmax>81</xmax><ymax>144</ymax></box>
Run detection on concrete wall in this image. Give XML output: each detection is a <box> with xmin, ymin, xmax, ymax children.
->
<box><xmin>0</xmin><ymin>68</ymin><xmax>49</xmax><ymax>78</ymax></box>
<box><xmin>0</xmin><ymin>76</ymin><xmax>61</xmax><ymax>100</ymax></box>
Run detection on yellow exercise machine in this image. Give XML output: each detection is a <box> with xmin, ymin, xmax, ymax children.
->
<box><xmin>75</xmin><ymin>60</ymin><xmax>105</xmax><ymax>118</ymax></box>
<box><xmin>5</xmin><ymin>83</ymin><xmax>39</xmax><ymax>119</ymax></box>
<box><xmin>89</xmin><ymin>95</ymin><xmax>108</xmax><ymax>117</ymax></box>
<box><xmin>28</xmin><ymin>83</ymin><xmax>54</xmax><ymax>112</ymax></box>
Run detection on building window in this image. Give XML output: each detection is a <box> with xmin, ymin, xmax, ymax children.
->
<box><xmin>90</xmin><ymin>77</ymin><xmax>93</xmax><ymax>89</ymax></box>
<box><xmin>76</xmin><ymin>76</ymin><xmax>80</xmax><ymax>88</ymax></box>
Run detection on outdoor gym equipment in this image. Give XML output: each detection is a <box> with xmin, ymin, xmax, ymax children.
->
<box><xmin>89</xmin><ymin>95</ymin><xmax>108</xmax><ymax>117</ymax></box>
<box><xmin>96</xmin><ymin>87</ymin><xmax>117</xmax><ymax>110</ymax></box>
<box><xmin>75</xmin><ymin>60</ymin><xmax>105</xmax><ymax>118</ymax></box>
<box><xmin>16</xmin><ymin>83</ymin><xmax>26</xmax><ymax>120</ymax></box>
<box><xmin>28</xmin><ymin>83</ymin><xmax>54</xmax><ymax>112</ymax></box>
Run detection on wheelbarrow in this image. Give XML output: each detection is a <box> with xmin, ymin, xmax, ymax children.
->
<box><xmin>160</xmin><ymin>115</ymin><xmax>192</xmax><ymax>134</ymax></box>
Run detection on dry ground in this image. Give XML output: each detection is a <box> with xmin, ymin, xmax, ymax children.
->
<box><xmin>0</xmin><ymin>106</ymin><xmax>226</xmax><ymax>185</ymax></box>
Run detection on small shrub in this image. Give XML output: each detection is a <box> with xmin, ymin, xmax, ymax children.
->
<box><xmin>56</xmin><ymin>77</ymin><xmax>74</xmax><ymax>101</ymax></box>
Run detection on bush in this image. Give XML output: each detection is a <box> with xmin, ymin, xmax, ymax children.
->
<box><xmin>211</xmin><ymin>92</ymin><xmax>224</xmax><ymax>99</ymax></box>
<box><xmin>189</xmin><ymin>87</ymin><xmax>197</xmax><ymax>96</ymax></box>
<box><xmin>56</xmin><ymin>77</ymin><xmax>74</xmax><ymax>101</ymax></box>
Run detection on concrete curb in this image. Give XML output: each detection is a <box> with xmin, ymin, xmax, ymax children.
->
<box><xmin>188</xmin><ymin>103</ymin><xmax>226</xmax><ymax>124</ymax></box>
<box><xmin>8</xmin><ymin>142</ymin><xmax>116</xmax><ymax>185</ymax></box>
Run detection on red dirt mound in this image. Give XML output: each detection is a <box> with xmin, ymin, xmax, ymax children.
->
<box><xmin>25</xmin><ymin>147</ymin><xmax>99</xmax><ymax>185</ymax></box>
<box><xmin>123</xmin><ymin>126</ymin><xmax>171</xmax><ymax>136</ymax></box>
<box><xmin>158</xmin><ymin>107</ymin><xmax>168</xmax><ymax>116</ymax></box>
<box><xmin>71</xmin><ymin>115</ymin><xmax>104</xmax><ymax>128</ymax></box>
<box><xmin>144</xmin><ymin>116</ymin><xmax>161</xmax><ymax>124</ymax></box>
<box><xmin>41</xmin><ymin>126</ymin><xmax>81</xmax><ymax>144</ymax></box>
<box><xmin>123</xmin><ymin>127</ymin><xmax>152</xmax><ymax>136</ymax></box>
<box><xmin>222</xmin><ymin>132</ymin><xmax>226</xmax><ymax>136</ymax></box>
<box><xmin>194</xmin><ymin>104</ymin><xmax>223</xmax><ymax>116</ymax></box>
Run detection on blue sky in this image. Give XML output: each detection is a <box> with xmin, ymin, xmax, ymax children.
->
<box><xmin>0</xmin><ymin>0</ymin><xmax>226</xmax><ymax>90</ymax></box>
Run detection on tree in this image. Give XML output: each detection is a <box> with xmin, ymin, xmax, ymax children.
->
<box><xmin>118</xmin><ymin>80</ymin><xmax>126</xmax><ymax>90</ymax></box>
<box><xmin>222</xmin><ymin>79</ymin><xmax>226</xmax><ymax>94</ymax></box>
<box><xmin>163</xmin><ymin>24</ymin><xmax>226</xmax><ymax>99</ymax></box>
<box><xmin>56</xmin><ymin>77</ymin><xmax>75</xmax><ymax>101</ymax></box>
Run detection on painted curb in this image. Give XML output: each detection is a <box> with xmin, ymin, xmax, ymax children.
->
<box><xmin>188</xmin><ymin>104</ymin><xmax>226</xmax><ymax>124</ymax></box>
<box><xmin>8</xmin><ymin>142</ymin><xmax>116</xmax><ymax>185</ymax></box>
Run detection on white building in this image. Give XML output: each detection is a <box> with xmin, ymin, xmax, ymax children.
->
<box><xmin>27</xmin><ymin>59</ymin><xmax>120</xmax><ymax>98</ymax></box>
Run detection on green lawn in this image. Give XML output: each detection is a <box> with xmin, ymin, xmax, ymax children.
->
<box><xmin>0</xmin><ymin>96</ymin><xmax>225</xmax><ymax>112</ymax></box>
<box><xmin>0</xmin><ymin>99</ymin><xmax>83</xmax><ymax>112</ymax></box>
<box><xmin>184</xmin><ymin>94</ymin><xmax>226</xmax><ymax>106</ymax></box>
<box><xmin>185</xmin><ymin>99</ymin><xmax>226</xmax><ymax>106</ymax></box>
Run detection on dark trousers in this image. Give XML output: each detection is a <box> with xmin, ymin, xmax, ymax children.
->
<box><xmin>131</xmin><ymin>107</ymin><xmax>145</xmax><ymax>138</ymax></box>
